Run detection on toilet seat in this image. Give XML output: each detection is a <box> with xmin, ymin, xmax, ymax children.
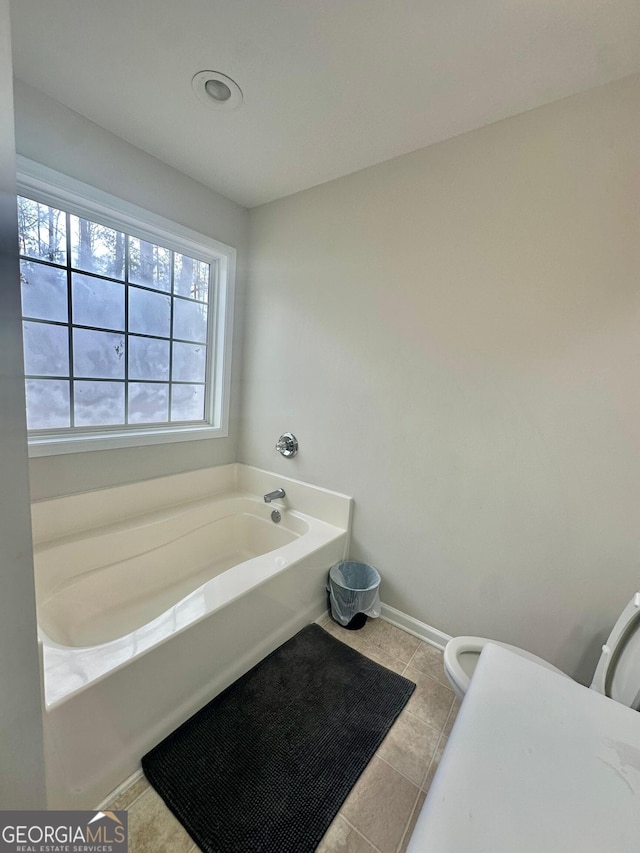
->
<box><xmin>590</xmin><ymin>592</ymin><xmax>640</xmax><ymax>709</ymax></box>
<box><xmin>445</xmin><ymin>592</ymin><xmax>640</xmax><ymax>708</ymax></box>
<box><xmin>443</xmin><ymin>636</ymin><xmax>568</xmax><ymax>699</ymax></box>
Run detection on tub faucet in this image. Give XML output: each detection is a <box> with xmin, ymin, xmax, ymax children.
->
<box><xmin>264</xmin><ymin>488</ymin><xmax>286</xmax><ymax>503</ymax></box>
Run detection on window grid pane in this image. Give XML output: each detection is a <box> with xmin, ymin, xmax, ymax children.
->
<box><xmin>70</xmin><ymin>215</ymin><xmax>125</xmax><ymax>280</ymax></box>
<box><xmin>18</xmin><ymin>197</ymin><xmax>67</xmax><ymax>264</ymax></box>
<box><xmin>18</xmin><ymin>195</ymin><xmax>213</xmax><ymax>432</ymax></box>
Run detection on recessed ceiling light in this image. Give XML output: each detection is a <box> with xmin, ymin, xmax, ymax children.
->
<box><xmin>192</xmin><ymin>71</ymin><xmax>243</xmax><ymax>110</ymax></box>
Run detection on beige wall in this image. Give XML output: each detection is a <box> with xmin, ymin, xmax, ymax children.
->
<box><xmin>13</xmin><ymin>81</ymin><xmax>250</xmax><ymax>499</ymax></box>
<box><xmin>11</xmin><ymin>69</ymin><xmax>640</xmax><ymax>683</ymax></box>
<box><xmin>0</xmin><ymin>2</ymin><xmax>46</xmax><ymax>807</ymax></box>
<box><xmin>243</xmin><ymin>74</ymin><xmax>640</xmax><ymax>682</ymax></box>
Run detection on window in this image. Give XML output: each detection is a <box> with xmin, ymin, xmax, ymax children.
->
<box><xmin>16</xmin><ymin>158</ymin><xmax>235</xmax><ymax>456</ymax></box>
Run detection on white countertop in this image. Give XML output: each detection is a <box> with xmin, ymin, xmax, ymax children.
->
<box><xmin>408</xmin><ymin>643</ymin><xmax>640</xmax><ymax>853</ymax></box>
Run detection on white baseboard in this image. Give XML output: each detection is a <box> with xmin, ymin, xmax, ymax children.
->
<box><xmin>380</xmin><ymin>603</ymin><xmax>452</xmax><ymax>650</ymax></box>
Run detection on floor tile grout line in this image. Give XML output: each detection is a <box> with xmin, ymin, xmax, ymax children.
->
<box><xmin>401</xmin><ymin>695</ymin><xmax>454</xmax><ymax>729</ymax></box>
<box><xmin>339</xmin><ymin>814</ymin><xmax>385</xmax><ymax>853</ymax></box>
<box><xmin>405</xmin><ymin>644</ymin><xmax>419</xmax><ymax>670</ymax></box>
<box><xmin>370</xmin><ymin>640</ymin><xmax>421</xmax><ymax>666</ymax></box>
<box><xmin>365</xmin><ymin>620</ymin><xmax>422</xmax><ymax>663</ymax></box>
<box><xmin>418</xmin><ymin>755</ymin><xmax>431</xmax><ymax>793</ymax></box>
<box><xmin>377</xmin><ymin>706</ymin><xmax>444</xmax><ymax>746</ymax></box>
<box><xmin>367</xmin><ymin>643</ymin><xmax>416</xmax><ymax>667</ymax></box>
<box><xmin>333</xmin><ymin>627</ymin><xmax>417</xmax><ymax>670</ymax></box>
<box><xmin>329</xmin><ymin>620</ymin><xmax>426</xmax><ymax>674</ymax></box>
<box><xmin>396</xmin><ymin>783</ymin><xmax>425</xmax><ymax>853</ymax></box>
<box><xmin>376</xmin><ymin>729</ymin><xmax>440</xmax><ymax>793</ymax></box>
<box><xmin>403</xmin><ymin>661</ymin><xmax>456</xmax><ymax>693</ymax></box>
<box><xmin>441</xmin><ymin>693</ymin><xmax>458</xmax><ymax>733</ymax></box>
<box><xmin>427</xmin><ymin>673</ymin><xmax>453</xmax><ymax>689</ymax></box>
<box><xmin>366</xmin><ymin>641</ymin><xmax>407</xmax><ymax>663</ymax></box>
<box><xmin>362</xmin><ymin>648</ymin><xmax>409</xmax><ymax>673</ymax></box>
<box><xmin>421</xmin><ymin>751</ymin><xmax>437</xmax><ymax>794</ymax></box>
<box><xmin>419</xmin><ymin>724</ymin><xmax>447</xmax><ymax>792</ymax></box>
<box><xmin>402</xmin><ymin>704</ymin><xmax>440</xmax><ymax>725</ymax></box>
<box><xmin>405</xmin><ymin>658</ymin><xmax>453</xmax><ymax>689</ymax></box>
<box><xmin>375</xmin><ymin>751</ymin><xmax>429</xmax><ymax>793</ymax></box>
<box><xmin>420</xmin><ymin>728</ymin><xmax>449</xmax><ymax>794</ymax></box>
<box><xmin>373</xmin><ymin>651</ymin><xmax>416</xmax><ymax>666</ymax></box>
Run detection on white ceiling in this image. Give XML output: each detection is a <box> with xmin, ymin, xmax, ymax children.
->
<box><xmin>9</xmin><ymin>0</ymin><xmax>640</xmax><ymax>208</ymax></box>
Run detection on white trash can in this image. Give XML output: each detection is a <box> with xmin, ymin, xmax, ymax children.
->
<box><xmin>328</xmin><ymin>561</ymin><xmax>381</xmax><ymax>630</ymax></box>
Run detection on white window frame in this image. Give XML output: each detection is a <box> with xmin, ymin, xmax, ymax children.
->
<box><xmin>16</xmin><ymin>156</ymin><xmax>236</xmax><ymax>457</ymax></box>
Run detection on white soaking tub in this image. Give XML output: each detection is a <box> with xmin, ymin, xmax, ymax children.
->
<box><xmin>31</xmin><ymin>464</ymin><xmax>351</xmax><ymax>809</ymax></box>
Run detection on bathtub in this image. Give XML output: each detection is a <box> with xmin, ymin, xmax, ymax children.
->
<box><xmin>31</xmin><ymin>464</ymin><xmax>351</xmax><ymax>809</ymax></box>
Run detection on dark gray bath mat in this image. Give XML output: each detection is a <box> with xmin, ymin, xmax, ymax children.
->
<box><xmin>141</xmin><ymin>622</ymin><xmax>415</xmax><ymax>853</ymax></box>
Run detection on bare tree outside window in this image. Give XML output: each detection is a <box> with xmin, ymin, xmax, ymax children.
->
<box><xmin>18</xmin><ymin>195</ymin><xmax>214</xmax><ymax>432</ymax></box>
<box><xmin>18</xmin><ymin>197</ymin><xmax>66</xmax><ymax>263</ymax></box>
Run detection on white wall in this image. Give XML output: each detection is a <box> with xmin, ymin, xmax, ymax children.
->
<box><xmin>0</xmin><ymin>2</ymin><xmax>46</xmax><ymax>807</ymax></box>
<box><xmin>242</xmin><ymin>74</ymin><xmax>640</xmax><ymax>682</ymax></box>
<box><xmin>13</xmin><ymin>80</ymin><xmax>250</xmax><ymax>500</ymax></box>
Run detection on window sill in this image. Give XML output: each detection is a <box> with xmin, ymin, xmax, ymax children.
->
<box><xmin>28</xmin><ymin>423</ymin><xmax>228</xmax><ymax>457</ymax></box>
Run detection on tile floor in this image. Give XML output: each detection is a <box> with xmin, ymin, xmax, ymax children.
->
<box><xmin>105</xmin><ymin>616</ymin><xmax>461</xmax><ymax>853</ymax></box>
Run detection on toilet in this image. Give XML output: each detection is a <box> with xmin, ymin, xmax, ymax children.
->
<box><xmin>444</xmin><ymin>592</ymin><xmax>640</xmax><ymax>709</ymax></box>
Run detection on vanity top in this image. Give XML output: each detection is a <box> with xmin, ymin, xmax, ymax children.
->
<box><xmin>407</xmin><ymin>643</ymin><xmax>640</xmax><ymax>852</ymax></box>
